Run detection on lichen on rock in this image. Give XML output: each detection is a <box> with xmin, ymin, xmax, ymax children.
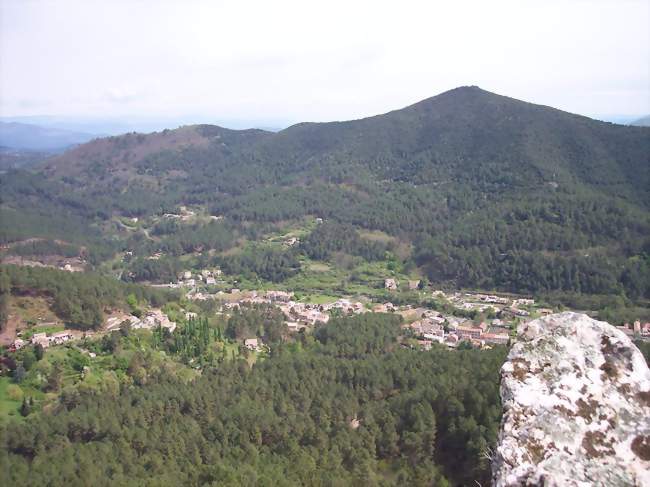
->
<box><xmin>492</xmin><ymin>312</ymin><xmax>650</xmax><ymax>486</ymax></box>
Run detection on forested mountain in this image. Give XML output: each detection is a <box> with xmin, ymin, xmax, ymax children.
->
<box><xmin>258</xmin><ymin>86</ymin><xmax>648</xmax><ymax>200</ymax></box>
<box><xmin>1</xmin><ymin>87</ymin><xmax>649</xmax><ymax>298</ymax></box>
<box><xmin>35</xmin><ymin>86</ymin><xmax>650</xmax><ymax>205</ymax></box>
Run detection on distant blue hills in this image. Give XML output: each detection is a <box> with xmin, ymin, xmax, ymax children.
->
<box><xmin>0</xmin><ymin>121</ymin><xmax>99</xmax><ymax>152</ymax></box>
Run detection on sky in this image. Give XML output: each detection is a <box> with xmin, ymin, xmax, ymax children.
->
<box><xmin>1</xmin><ymin>0</ymin><xmax>648</xmax><ymax>132</ymax></box>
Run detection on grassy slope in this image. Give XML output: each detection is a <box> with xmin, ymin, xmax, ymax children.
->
<box><xmin>0</xmin><ymin>377</ymin><xmax>22</xmax><ymax>422</ymax></box>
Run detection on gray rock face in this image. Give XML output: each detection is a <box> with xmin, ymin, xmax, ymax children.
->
<box><xmin>492</xmin><ymin>312</ymin><xmax>650</xmax><ymax>487</ymax></box>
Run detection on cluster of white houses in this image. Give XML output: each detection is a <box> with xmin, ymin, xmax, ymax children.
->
<box><xmin>406</xmin><ymin>311</ymin><xmax>510</xmax><ymax>349</ymax></box>
<box><xmin>12</xmin><ymin>308</ymin><xmax>178</xmax><ymax>353</ymax></box>
<box><xmin>216</xmin><ymin>290</ymin><xmax>384</xmax><ymax>333</ymax></box>
<box><xmin>105</xmin><ymin>309</ymin><xmax>177</xmax><ymax>333</ymax></box>
<box><xmin>280</xmin><ymin>298</ymin><xmax>369</xmax><ymax>331</ymax></box>
<box><xmin>382</xmin><ymin>285</ymin><xmax>544</xmax><ymax>318</ymax></box>
<box><xmin>186</xmin><ymin>284</ymin><xmax>530</xmax><ymax>347</ymax></box>
<box><xmin>445</xmin><ymin>292</ymin><xmax>544</xmax><ymax>316</ymax></box>
<box><xmin>223</xmin><ymin>290</ymin><xmax>339</xmax><ymax>332</ymax></box>
<box><xmin>151</xmin><ymin>268</ymin><xmax>224</xmax><ymax>289</ymax></box>
<box><xmin>214</xmin><ymin>288</ymin><xmax>517</xmax><ymax>349</ymax></box>
<box><xmin>12</xmin><ymin>330</ymin><xmax>75</xmax><ymax>351</ymax></box>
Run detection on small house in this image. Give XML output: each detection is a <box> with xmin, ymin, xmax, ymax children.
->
<box><xmin>51</xmin><ymin>331</ymin><xmax>73</xmax><ymax>345</ymax></box>
<box><xmin>384</xmin><ymin>279</ymin><xmax>398</xmax><ymax>290</ymax></box>
<box><xmin>31</xmin><ymin>332</ymin><xmax>50</xmax><ymax>348</ymax></box>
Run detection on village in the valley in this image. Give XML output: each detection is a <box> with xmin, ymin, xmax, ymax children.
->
<box><xmin>5</xmin><ymin>212</ymin><xmax>649</xmax><ymax>359</ymax></box>
<box><xmin>11</xmin><ymin>265</ymin><xmax>650</xmax><ymax>355</ymax></box>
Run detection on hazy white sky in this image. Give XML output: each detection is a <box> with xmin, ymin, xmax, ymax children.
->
<box><xmin>1</xmin><ymin>0</ymin><xmax>648</xmax><ymax>125</ymax></box>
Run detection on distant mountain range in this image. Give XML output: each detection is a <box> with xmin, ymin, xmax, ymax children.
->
<box><xmin>0</xmin><ymin>122</ymin><xmax>99</xmax><ymax>152</ymax></box>
<box><xmin>631</xmin><ymin>115</ymin><xmax>650</xmax><ymax>127</ymax></box>
<box><xmin>0</xmin><ymin>116</ymin><xmax>289</xmax><ymax>138</ymax></box>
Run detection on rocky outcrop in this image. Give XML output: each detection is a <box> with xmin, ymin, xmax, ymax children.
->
<box><xmin>492</xmin><ymin>312</ymin><xmax>650</xmax><ymax>487</ymax></box>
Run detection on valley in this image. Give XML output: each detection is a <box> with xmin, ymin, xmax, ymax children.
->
<box><xmin>1</xmin><ymin>87</ymin><xmax>649</xmax><ymax>486</ymax></box>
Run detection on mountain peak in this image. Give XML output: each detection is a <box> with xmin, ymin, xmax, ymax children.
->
<box><xmin>397</xmin><ymin>85</ymin><xmax>518</xmax><ymax>117</ymax></box>
<box><xmin>429</xmin><ymin>85</ymin><xmax>492</xmax><ymax>100</ymax></box>
<box><xmin>444</xmin><ymin>84</ymin><xmax>484</xmax><ymax>93</ymax></box>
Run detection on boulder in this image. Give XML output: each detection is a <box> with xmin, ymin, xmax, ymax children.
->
<box><xmin>492</xmin><ymin>312</ymin><xmax>650</xmax><ymax>486</ymax></box>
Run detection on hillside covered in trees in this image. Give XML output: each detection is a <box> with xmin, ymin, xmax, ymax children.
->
<box><xmin>1</xmin><ymin>87</ymin><xmax>648</xmax><ymax>300</ymax></box>
<box><xmin>0</xmin><ymin>265</ymin><xmax>176</xmax><ymax>332</ymax></box>
<box><xmin>0</xmin><ymin>313</ymin><xmax>507</xmax><ymax>486</ymax></box>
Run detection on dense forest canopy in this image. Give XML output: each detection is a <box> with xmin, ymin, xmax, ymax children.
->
<box><xmin>301</xmin><ymin>222</ymin><xmax>389</xmax><ymax>262</ymax></box>
<box><xmin>0</xmin><ymin>313</ymin><xmax>508</xmax><ymax>486</ymax></box>
<box><xmin>217</xmin><ymin>248</ymin><xmax>301</xmax><ymax>283</ymax></box>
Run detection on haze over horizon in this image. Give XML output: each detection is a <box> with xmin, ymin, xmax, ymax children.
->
<box><xmin>1</xmin><ymin>0</ymin><xmax>649</xmax><ymax>133</ymax></box>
